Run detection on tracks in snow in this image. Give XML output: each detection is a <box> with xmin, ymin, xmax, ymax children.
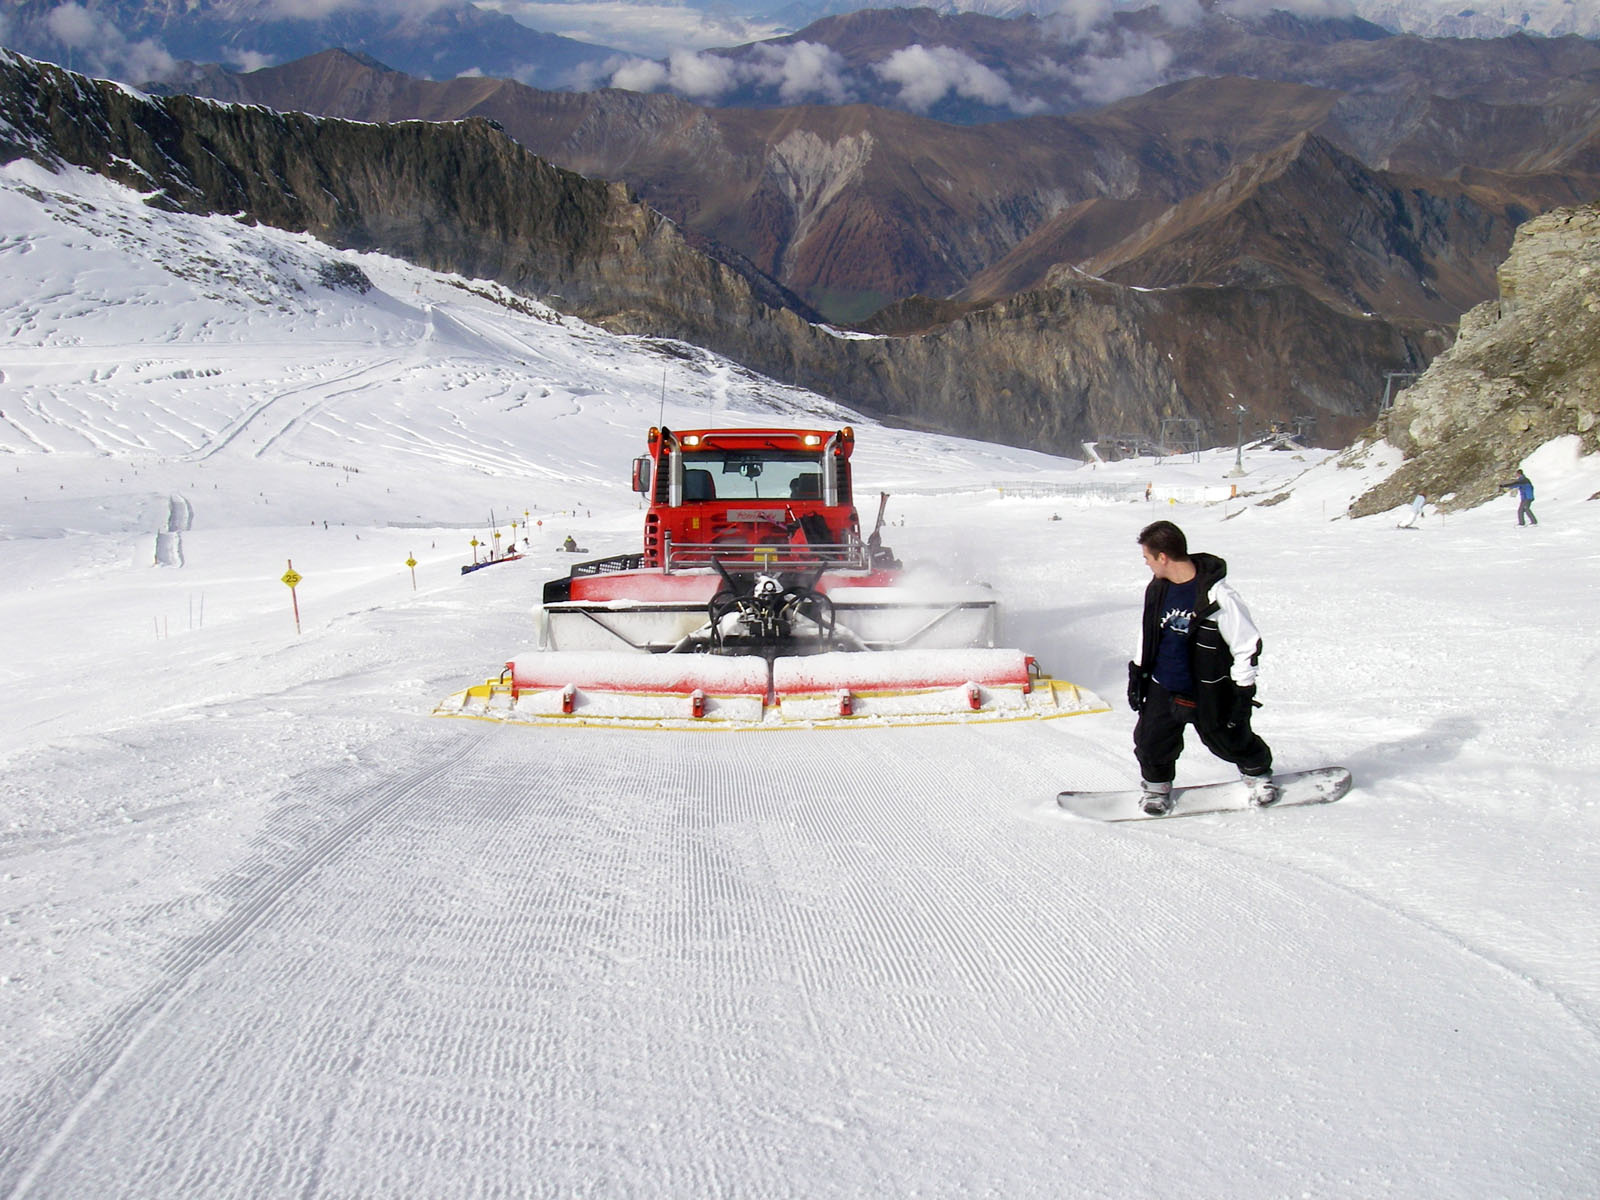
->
<box><xmin>192</xmin><ymin>357</ymin><xmax>404</xmax><ymax>463</ymax></box>
<box><xmin>3</xmin><ymin>721</ymin><xmax>1596</xmax><ymax>1196</ymax></box>
<box><xmin>0</xmin><ymin>726</ymin><xmax>492</xmax><ymax>1199</ymax></box>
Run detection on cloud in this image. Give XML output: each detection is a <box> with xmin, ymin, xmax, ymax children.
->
<box><xmin>44</xmin><ymin>2</ymin><xmax>98</xmax><ymax>46</ymax></box>
<box><xmin>1038</xmin><ymin>0</ymin><xmax>1116</xmax><ymax>41</ymax></box>
<box><xmin>485</xmin><ymin>2</ymin><xmax>790</xmax><ymax>58</ymax></box>
<box><xmin>873</xmin><ymin>43</ymin><xmax>1041</xmax><ymax>115</ymax></box>
<box><xmin>226</xmin><ymin>50</ymin><xmax>278</xmax><ymax>73</ymax></box>
<box><xmin>1035</xmin><ymin>0</ymin><xmax>1234</xmax><ymax>38</ymax></box>
<box><xmin>748</xmin><ymin>42</ymin><xmax>851</xmax><ymax>106</ymax></box>
<box><xmin>1150</xmin><ymin>0</ymin><xmax>1207</xmax><ymax>25</ymax></box>
<box><xmin>608</xmin><ymin>56</ymin><xmax>670</xmax><ymax>94</ymax></box>
<box><xmin>607</xmin><ymin>42</ymin><xmax>851</xmax><ymax>106</ymax></box>
<box><xmin>607</xmin><ymin>50</ymin><xmax>736</xmax><ymax>101</ymax></box>
<box><xmin>666</xmin><ymin>48</ymin><xmax>741</xmax><ymax>100</ymax></box>
<box><xmin>1068</xmin><ymin>32</ymin><xmax>1174</xmax><ymax>104</ymax></box>
<box><xmin>42</xmin><ymin>4</ymin><xmax>176</xmax><ymax>81</ymax></box>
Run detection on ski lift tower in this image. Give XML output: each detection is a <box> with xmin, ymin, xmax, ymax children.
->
<box><xmin>1227</xmin><ymin>402</ymin><xmax>1248</xmax><ymax>477</ymax></box>
<box><xmin>1097</xmin><ymin>434</ymin><xmax>1161</xmax><ymax>461</ymax></box>
<box><xmin>1381</xmin><ymin>371</ymin><xmax>1420</xmax><ymax>412</ymax></box>
<box><xmin>1158</xmin><ymin>418</ymin><xmax>1202</xmax><ymax>463</ymax></box>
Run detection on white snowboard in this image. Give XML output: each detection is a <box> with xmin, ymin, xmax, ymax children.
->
<box><xmin>1056</xmin><ymin>766</ymin><xmax>1353</xmax><ymax>822</ymax></box>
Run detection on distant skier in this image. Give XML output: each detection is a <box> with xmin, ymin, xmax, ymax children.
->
<box><xmin>1498</xmin><ymin>470</ymin><xmax>1537</xmax><ymax>526</ymax></box>
<box><xmin>1126</xmin><ymin>520</ymin><xmax>1276</xmax><ymax>815</ymax></box>
<box><xmin>1398</xmin><ymin>493</ymin><xmax>1425</xmax><ymax>529</ymax></box>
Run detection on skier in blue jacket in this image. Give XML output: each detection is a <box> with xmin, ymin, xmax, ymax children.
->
<box><xmin>1498</xmin><ymin>470</ymin><xmax>1536</xmax><ymax>526</ymax></box>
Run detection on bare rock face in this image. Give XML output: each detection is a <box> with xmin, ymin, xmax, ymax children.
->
<box><xmin>0</xmin><ymin>49</ymin><xmax>818</xmax><ymax>380</ymax></box>
<box><xmin>0</xmin><ymin>50</ymin><xmax>1429</xmax><ymax>457</ymax></box>
<box><xmin>833</xmin><ymin>278</ymin><xmax>1415</xmax><ymax>451</ymax></box>
<box><xmin>1349</xmin><ymin>204</ymin><xmax>1600</xmax><ymax>515</ymax></box>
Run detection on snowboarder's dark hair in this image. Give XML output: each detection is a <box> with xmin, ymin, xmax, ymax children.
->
<box><xmin>1138</xmin><ymin>520</ymin><xmax>1189</xmax><ymax>560</ymax></box>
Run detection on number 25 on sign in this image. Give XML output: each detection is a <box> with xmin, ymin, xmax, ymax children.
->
<box><xmin>281</xmin><ymin>559</ymin><xmax>303</xmax><ymax>634</ymax></box>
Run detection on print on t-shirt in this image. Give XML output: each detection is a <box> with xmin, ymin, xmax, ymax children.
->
<box><xmin>1152</xmin><ymin>579</ymin><xmax>1196</xmax><ymax>695</ymax></box>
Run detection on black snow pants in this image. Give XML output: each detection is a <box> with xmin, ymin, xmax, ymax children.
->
<box><xmin>1134</xmin><ymin>680</ymin><xmax>1272</xmax><ymax>785</ymax></box>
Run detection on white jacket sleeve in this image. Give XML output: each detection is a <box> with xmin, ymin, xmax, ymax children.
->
<box><xmin>1211</xmin><ymin>580</ymin><xmax>1263</xmax><ymax>687</ymax></box>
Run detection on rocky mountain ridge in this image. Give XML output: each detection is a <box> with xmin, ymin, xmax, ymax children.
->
<box><xmin>771</xmin><ymin>1</ymin><xmax>1600</xmax><ymax>42</ymax></box>
<box><xmin>0</xmin><ymin>49</ymin><xmax>1435</xmax><ymax>455</ymax></box>
<box><xmin>697</xmin><ymin>5</ymin><xmax>1592</xmax><ymax>120</ymax></box>
<box><xmin>154</xmin><ymin>47</ymin><xmax>1600</xmax><ymax>328</ymax></box>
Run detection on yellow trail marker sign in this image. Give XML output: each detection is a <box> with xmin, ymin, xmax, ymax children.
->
<box><xmin>282</xmin><ymin>559</ymin><xmax>303</xmax><ymax>634</ymax></box>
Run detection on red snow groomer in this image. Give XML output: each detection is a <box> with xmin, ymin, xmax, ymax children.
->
<box><xmin>439</xmin><ymin>425</ymin><xmax>1106</xmax><ymax>727</ymax></box>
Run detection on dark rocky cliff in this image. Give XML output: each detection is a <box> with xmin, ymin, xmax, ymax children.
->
<box><xmin>1</xmin><ymin>50</ymin><xmax>1426</xmax><ymax>454</ymax></box>
<box><xmin>0</xmin><ymin>51</ymin><xmax>808</xmax><ymax>336</ymax></box>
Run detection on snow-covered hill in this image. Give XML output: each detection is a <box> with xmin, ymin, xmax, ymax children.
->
<box><xmin>2</xmin><ymin>158</ymin><xmax>1598</xmax><ymax>1196</ymax></box>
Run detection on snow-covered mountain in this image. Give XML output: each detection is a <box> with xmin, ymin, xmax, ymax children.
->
<box><xmin>766</xmin><ymin>0</ymin><xmax>1600</xmax><ymax>39</ymax></box>
<box><xmin>4</xmin><ymin>0</ymin><xmax>1593</xmax><ymax>87</ymax></box>
<box><xmin>4</xmin><ymin>150</ymin><xmax>1599</xmax><ymax>1196</ymax></box>
<box><xmin>1300</xmin><ymin>0</ymin><xmax>1600</xmax><ymax>37</ymax></box>
<box><xmin>493</xmin><ymin>0</ymin><xmax>1600</xmax><ymax>53</ymax></box>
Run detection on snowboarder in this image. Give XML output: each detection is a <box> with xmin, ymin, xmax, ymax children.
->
<box><xmin>1127</xmin><ymin>520</ymin><xmax>1275</xmax><ymax>815</ymax></box>
<box><xmin>1497</xmin><ymin>470</ymin><xmax>1537</xmax><ymax>526</ymax></box>
<box><xmin>563</xmin><ymin>535</ymin><xmax>578</xmax><ymax>552</ymax></box>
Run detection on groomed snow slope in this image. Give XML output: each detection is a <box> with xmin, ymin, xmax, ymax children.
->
<box><xmin>1</xmin><ymin>161</ymin><xmax>1597</xmax><ymax>1197</ymax></box>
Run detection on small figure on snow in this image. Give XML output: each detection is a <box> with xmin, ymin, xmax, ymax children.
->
<box><xmin>1497</xmin><ymin>470</ymin><xmax>1537</xmax><ymax>526</ymax></box>
<box><xmin>1398</xmin><ymin>493</ymin><xmax>1425</xmax><ymax>529</ymax></box>
<box><xmin>563</xmin><ymin>534</ymin><xmax>578</xmax><ymax>552</ymax></box>
<box><xmin>1126</xmin><ymin>521</ymin><xmax>1276</xmax><ymax>815</ymax></box>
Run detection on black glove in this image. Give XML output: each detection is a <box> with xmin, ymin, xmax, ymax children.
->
<box><xmin>1127</xmin><ymin>662</ymin><xmax>1148</xmax><ymax>713</ymax></box>
<box><xmin>1228</xmin><ymin>684</ymin><xmax>1258</xmax><ymax>729</ymax></box>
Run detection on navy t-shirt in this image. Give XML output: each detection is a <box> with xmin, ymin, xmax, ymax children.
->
<box><xmin>1152</xmin><ymin>578</ymin><xmax>1197</xmax><ymax>695</ymax></box>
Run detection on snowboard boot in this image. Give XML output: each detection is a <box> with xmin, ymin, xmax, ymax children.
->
<box><xmin>1243</xmin><ymin>772</ymin><xmax>1280</xmax><ymax>807</ymax></box>
<box><xmin>1140</xmin><ymin>780</ymin><xmax>1174</xmax><ymax>816</ymax></box>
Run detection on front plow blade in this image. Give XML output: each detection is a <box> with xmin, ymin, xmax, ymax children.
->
<box><xmin>447</xmin><ymin>651</ymin><xmax>770</xmax><ymax>724</ymax></box>
<box><xmin>436</xmin><ymin>648</ymin><xmax>1108</xmax><ymax>730</ymax></box>
<box><xmin>770</xmin><ymin>649</ymin><xmax>1103</xmax><ymax>724</ymax></box>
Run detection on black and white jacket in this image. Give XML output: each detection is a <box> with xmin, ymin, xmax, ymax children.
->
<box><xmin>1134</xmin><ymin>552</ymin><xmax>1263</xmax><ymax>709</ymax></box>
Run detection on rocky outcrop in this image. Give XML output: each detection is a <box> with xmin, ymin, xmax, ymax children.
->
<box><xmin>836</xmin><ymin>277</ymin><xmax>1419</xmax><ymax>450</ymax></box>
<box><xmin>1349</xmin><ymin>204</ymin><xmax>1600</xmax><ymax>514</ymax></box>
